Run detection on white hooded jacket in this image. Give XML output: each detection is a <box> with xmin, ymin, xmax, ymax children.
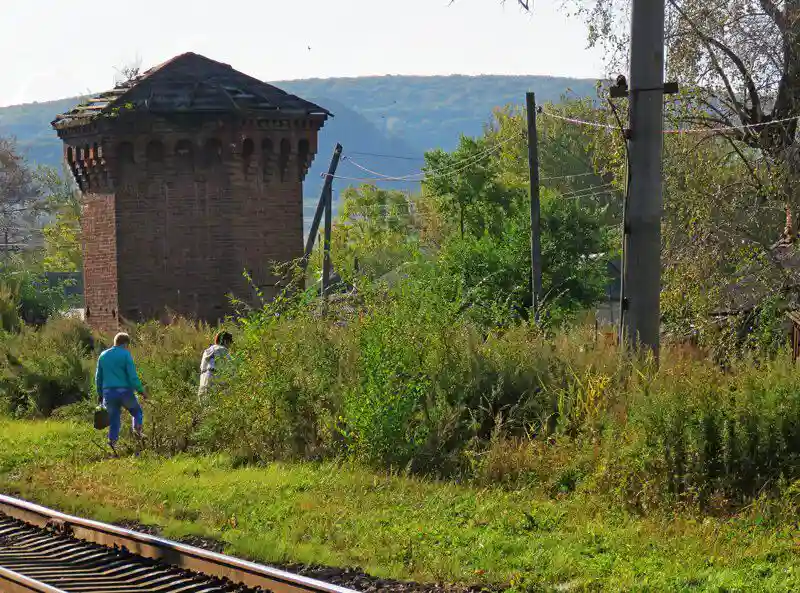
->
<box><xmin>198</xmin><ymin>344</ymin><xmax>229</xmax><ymax>396</ymax></box>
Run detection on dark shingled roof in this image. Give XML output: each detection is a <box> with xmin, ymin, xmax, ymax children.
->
<box><xmin>52</xmin><ymin>52</ymin><xmax>331</xmax><ymax>130</ymax></box>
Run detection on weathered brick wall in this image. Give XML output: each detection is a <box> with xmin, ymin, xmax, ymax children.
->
<box><xmin>111</xmin><ymin>119</ymin><xmax>314</xmax><ymax>324</ymax></box>
<box><xmin>81</xmin><ymin>192</ymin><xmax>119</xmax><ymax>333</ymax></box>
<box><xmin>63</xmin><ymin>116</ymin><xmax>319</xmax><ymax>328</ymax></box>
<box><xmin>230</xmin><ymin>128</ymin><xmax>307</xmax><ymax>308</ymax></box>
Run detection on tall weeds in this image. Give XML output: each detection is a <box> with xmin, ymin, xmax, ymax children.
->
<box><xmin>1</xmin><ymin>288</ymin><xmax>799</xmax><ymax>512</ymax></box>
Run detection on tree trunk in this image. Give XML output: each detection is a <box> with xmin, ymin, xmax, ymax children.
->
<box><xmin>780</xmin><ymin>148</ymin><xmax>800</xmax><ymax>245</ymax></box>
<box><xmin>782</xmin><ymin>202</ymin><xmax>795</xmax><ymax>244</ymax></box>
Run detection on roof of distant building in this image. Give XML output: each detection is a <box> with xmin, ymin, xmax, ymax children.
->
<box><xmin>52</xmin><ymin>52</ymin><xmax>331</xmax><ymax>130</ymax></box>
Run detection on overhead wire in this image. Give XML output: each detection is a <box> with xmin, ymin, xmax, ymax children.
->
<box><xmin>561</xmin><ymin>189</ymin><xmax>617</xmax><ymax>201</ymax></box>
<box><xmin>542</xmin><ymin>171</ymin><xmax>598</xmax><ymax>181</ymax></box>
<box><xmin>347</xmin><ymin>151</ymin><xmax>424</xmax><ymax>161</ymax></box>
<box><xmin>328</xmin><ymin>166</ymin><xmax>602</xmax><ymax>184</ymax></box>
<box><xmin>335</xmin><ymin>131</ymin><xmax>525</xmax><ymax>182</ymax></box>
<box><xmin>540</xmin><ymin>109</ymin><xmax>800</xmax><ymax>135</ymax></box>
<box><xmin>320</xmin><ymin>110</ymin><xmax>617</xmax><ymax>203</ymax></box>
<box><xmin>558</xmin><ymin>182</ymin><xmax>617</xmax><ymax>199</ymax></box>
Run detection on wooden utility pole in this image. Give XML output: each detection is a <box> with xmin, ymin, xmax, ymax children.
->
<box><xmin>526</xmin><ymin>92</ymin><xmax>542</xmax><ymax>323</ymax></box>
<box><xmin>621</xmin><ymin>0</ymin><xmax>666</xmax><ymax>358</ymax></box>
<box><xmin>322</xmin><ymin>156</ymin><xmax>334</xmax><ymax>297</ymax></box>
<box><xmin>304</xmin><ymin>143</ymin><xmax>343</xmax><ymax>263</ymax></box>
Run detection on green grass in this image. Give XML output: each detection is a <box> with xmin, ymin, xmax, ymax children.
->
<box><xmin>2</xmin><ymin>419</ymin><xmax>799</xmax><ymax>592</ymax></box>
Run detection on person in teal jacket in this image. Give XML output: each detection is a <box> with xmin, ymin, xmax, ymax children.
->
<box><xmin>96</xmin><ymin>332</ymin><xmax>147</xmax><ymax>451</ymax></box>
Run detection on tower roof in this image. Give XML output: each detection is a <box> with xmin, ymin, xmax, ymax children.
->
<box><xmin>52</xmin><ymin>53</ymin><xmax>331</xmax><ymax>130</ymax></box>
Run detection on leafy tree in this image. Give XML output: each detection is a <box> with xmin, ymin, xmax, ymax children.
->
<box><xmin>331</xmin><ymin>184</ymin><xmax>421</xmax><ymax>281</ymax></box>
<box><xmin>406</xmin><ymin>108</ymin><xmax>617</xmax><ymax>325</ymax></box>
<box><xmin>38</xmin><ymin>168</ymin><xmax>81</xmax><ymax>272</ymax></box>
<box><xmin>440</xmin><ymin>188</ymin><xmax>613</xmax><ymax>327</ymax></box>
<box><xmin>527</xmin><ymin>1</ymin><xmax>800</xmax><ymax>242</ymax></box>
<box><xmin>423</xmin><ymin>135</ymin><xmax>518</xmax><ymax>238</ymax></box>
<box><xmin>0</xmin><ymin>137</ymin><xmax>42</xmax><ymax>250</ymax></box>
<box><xmin>327</xmin><ymin>106</ymin><xmax>616</xmax><ymax>328</ymax></box>
<box><xmin>0</xmin><ymin>142</ymin><xmax>80</xmax><ymax>325</ymax></box>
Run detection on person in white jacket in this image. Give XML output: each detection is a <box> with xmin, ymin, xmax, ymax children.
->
<box><xmin>198</xmin><ymin>331</ymin><xmax>233</xmax><ymax>399</ymax></box>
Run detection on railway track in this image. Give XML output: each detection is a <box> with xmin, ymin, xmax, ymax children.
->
<box><xmin>0</xmin><ymin>494</ymin><xmax>358</xmax><ymax>593</ymax></box>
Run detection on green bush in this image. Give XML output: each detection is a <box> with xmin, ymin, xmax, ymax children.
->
<box><xmin>0</xmin><ymin>261</ymin><xmax>79</xmax><ymax>327</ymax></box>
<box><xmin>129</xmin><ymin>319</ymin><xmax>215</xmax><ymax>454</ymax></box>
<box><xmin>612</xmin><ymin>354</ymin><xmax>800</xmax><ymax>509</ymax></box>
<box><xmin>0</xmin><ymin>317</ymin><xmax>95</xmax><ymax>417</ymax></box>
<box><xmin>3</xmin><ymin>284</ymin><xmax>800</xmax><ymax>514</ymax></box>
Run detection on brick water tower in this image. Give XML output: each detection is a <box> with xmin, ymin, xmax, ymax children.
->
<box><xmin>53</xmin><ymin>53</ymin><xmax>330</xmax><ymax>332</ymax></box>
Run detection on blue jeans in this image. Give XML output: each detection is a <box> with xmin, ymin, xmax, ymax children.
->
<box><xmin>102</xmin><ymin>388</ymin><xmax>143</xmax><ymax>445</ymax></box>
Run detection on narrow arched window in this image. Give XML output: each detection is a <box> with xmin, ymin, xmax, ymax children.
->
<box><xmin>261</xmin><ymin>138</ymin><xmax>274</xmax><ymax>182</ymax></box>
<box><xmin>174</xmin><ymin>139</ymin><xmax>194</xmax><ymax>170</ymax></box>
<box><xmin>201</xmin><ymin>138</ymin><xmax>223</xmax><ymax>169</ymax></box>
<box><xmin>297</xmin><ymin>139</ymin><xmax>310</xmax><ymax>181</ymax></box>
<box><xmin>242</xmin><ymin>138</ymin><xmax>255</xmax><ymax>174</ymax></box>
<box><xmin>279</xmin><ymin>138</ymin><xmax>291</xmax><ymax>182</ymax></box>
<box><xmin>146</xmin><ymin>140</ymin><xmax>165</xmax><ymax>163</ymax></box>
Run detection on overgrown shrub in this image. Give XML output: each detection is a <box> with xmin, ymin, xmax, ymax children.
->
<box><xmin>197</xmin><ymin>309</ymin><xmax>342</xmax><ymax>462</ymax></box>
<box><xmin>129</xmin><ymin>319</ymin><xmax>215</xmax><ymax>453</ymax></box>
<box><xmin>612</xmin><ymin>354</ymin><xmax>800</xmax><ymax>510</ymax></box>
<box><xmin>3</xmin><ymin>284</ymin><xmax>800</xmax><ymax>514</ymax></box>
<box><xmin>0</xmin><ymin>317</ymin><xmax>94</xmax><ymax>416</ymax></box>
<box><xmin>0</xmin><ymin>261</ymin><xmax>79</xmax><ymax>327</ymax></box>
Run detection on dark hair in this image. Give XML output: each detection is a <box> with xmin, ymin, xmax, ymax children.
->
<box><xmin>214</xmin><ymin>331</ymin><xmax>233</xmax><ymax>346</ymax></box>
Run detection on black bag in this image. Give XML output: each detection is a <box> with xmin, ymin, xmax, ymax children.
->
<box><xmin>94</xmin><ymin>406</ymin><xmax>110</xmax><ymax>430</ymax></box>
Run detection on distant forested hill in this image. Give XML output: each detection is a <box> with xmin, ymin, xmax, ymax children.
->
<box><xmin>280</xmin><ymin>75</ymin><xmax>597</xmax><ymax>153</ymax></box>
<box><xmin>0</xmin><ymin>74</ymin><xmax>597</xmax><ymax>227</ymax></box>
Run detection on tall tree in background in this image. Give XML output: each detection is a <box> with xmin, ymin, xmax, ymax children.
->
<box><xmin>513</xmin><ymin>0</ymin><xmax>800</xmax><ymax>242</ymax></box>
<box><xmin>39</xmin><ymin>168</ymin><xmax>81</xmax><ymax>272</ymax></box>
<box><xmin>0</xmin><ymin>137</ymin><xmax>41</xmax><ymax>253</ymax></box>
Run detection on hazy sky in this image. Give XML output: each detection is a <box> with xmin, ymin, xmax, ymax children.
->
<box><xmin>0</xmin><ymin>0</ymin><xmax>604</xmax><ymax>108</ymax></box>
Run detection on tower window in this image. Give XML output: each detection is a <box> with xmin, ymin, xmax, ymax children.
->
<box><xmin>279</xmin><ymin>138</ymin><xmax>291</xmax><ymax>182</ymax></box>
<box><xmin>242</xmin><ymin>138</ymin><xmax>255</xmax><ymax>174</ymax></box>
<box><xmin>146</xmin><ymin>140</ymin><xmax>165</xmax><ymax>163</ymax></box>
<box><xmin>201</xmin><ymin>138</ymin><xmax>223</xmax><ymax>169</ymax></box>
<box><xmin>261</xmin><ymin>138</ymin><xmax>274</xmax><ymax>182</ymax></box>
<box><xmin>297</xmin><ymin>139</ymin><xmax>310</xmax><ymax>181</ymax></box>
<box><xmin>175</xmin><ymin>140</ymin><xmax>194</xmax><ymax>170</ymax></box>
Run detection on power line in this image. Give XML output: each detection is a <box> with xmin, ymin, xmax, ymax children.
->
<box><xmin>337</xmin><ymin>131</ymin><xmax>524</xmax><ymax>182</ymax></box>
<box><xmin>540</xmin><ymin>111</ymin><xmax>618</xmax><ymax>130</ymax></box>
<box><xmin>328</xmin><ymin>167</ymin><xmax>601</xmax><ymax>184</ymax></box>
<box><xmin>559</xmin><ymin>183</ymin><xmax>617</xmax><ymax>199</ymax></box>
<box><xmin>555</xmin><ymin>189</ymin><xmax>617</xmax><ymax>202</ymax></box>
<box><xmin>348</xmin><ymin>151</ymin><xmax>425</xmax><ymax>161</ymax></box>
<box><xmin>542</xmin><ymin>171</ymin><xmax>598</xmax><ymax>181</ymax></box>
<box><xmin>540</xmin><ymin>109</ymin><xmax>800</xmax><ymax>135</ymax></box>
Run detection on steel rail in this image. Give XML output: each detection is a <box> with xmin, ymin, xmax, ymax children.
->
<box><xmin>0</xmin><ymin>494</ymin><xmax>358</xmax><ymax>593</ymax></box>
<box><xmin>0</xmin><ymin>565</ymin><xmax>69</xmax><ymax>593</ymax></box>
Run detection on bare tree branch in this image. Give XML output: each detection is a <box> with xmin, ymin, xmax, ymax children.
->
<box><xmin>668</xmin><ymin>0</ymin><xmax>763</xmax><ymax>122</ymax></box>
<box><xmin>760</xmin><ymin>0</ymin><xmax>788</xmax><ymax>32</ymax></box>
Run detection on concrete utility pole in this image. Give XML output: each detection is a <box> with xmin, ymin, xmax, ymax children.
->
<box><xmin>621</xmin><ymin>0</ymin><xmax>666</xmax><ymax>359</ymax></box>
<box><xmin>526</xmin><ymin>92</ymin><xmax>542</xmax><ymax>323</ymax></box>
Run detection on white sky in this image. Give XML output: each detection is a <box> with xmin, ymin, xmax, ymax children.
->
<box><xmin>0</xmin><ymin>0</ymin><xmax>604</xmax><ymax>108</ymax></box>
